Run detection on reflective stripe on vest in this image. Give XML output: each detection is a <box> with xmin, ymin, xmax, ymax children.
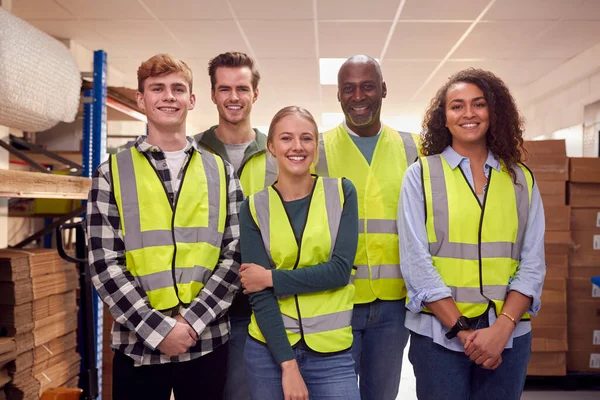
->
<box><xmin>239</xmin><ymin>151</ymin><xmax>278</xmax><ymax>196</ymax></box>
<box><xmin>420</xmin><ymin>154</ymin><xmax>533</xmax><ymax>319</ymax></box>
<box><xmin>111</xmin><ymin>147</ymin><xmax>226</xmax><ymax>310</ymax></box>
<box><xmin>315</xmin><ymin>125</ymin><xmax>419</xmax><ymax>303</ymax></box>
<box><xmin>247</xmin><ymin>177</ymin><xmax>355</xmax><ymax>353</ymax></box>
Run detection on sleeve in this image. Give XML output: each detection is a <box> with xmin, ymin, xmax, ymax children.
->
<box><xmin>271</xmin><ymin>178</ymin><xmax>358</xmax><ymax>296</ymax></box>
<box><xmin>241</xmin><ymin>198</ymin><xmax>295</xmax><ymax>365</ymax></box>
<box><xmin>86</xmin><ymin>162</ymin><xmax>176</xmax><ymax>351</ymax></box>
<box><xmin>181</xmin><ymin>161</ymin><xmax>243</xmax><ymax>335</ymax></box>
<box><xmin>398</xmin><ymin>162</ymin><xmax>453</xmax><ymax>313</ymax></box>
<box><xmin>507</xmin><ymin>181</ymin><xmax>546</xmax><ymax>315</ymax></box>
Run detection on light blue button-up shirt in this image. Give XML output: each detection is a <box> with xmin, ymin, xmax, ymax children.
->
<box><xmin>398</xmin><ymin>146</ymin><xmax>546</xmax><ymax>352</ymax></box>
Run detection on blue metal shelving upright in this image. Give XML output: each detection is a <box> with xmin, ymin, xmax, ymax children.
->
<box><xmin>81</xmin><ymin>49</ymin><xmax>107</xmax><ymax>400</ymax></box>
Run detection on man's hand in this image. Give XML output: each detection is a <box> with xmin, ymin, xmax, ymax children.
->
<box><xmin>157</xmin><ymin>317</ymin><xmax>197</xmax><ymax>357</ymax></box>
<box><xmin>239</xmin><ymin>263</ymin><xmax>272</xmax><ymax>294</ymax></box>
<box><xmin>281</xmin><ymin>360</ymin><xmax>309</xmax><ymax>400</ymax></box>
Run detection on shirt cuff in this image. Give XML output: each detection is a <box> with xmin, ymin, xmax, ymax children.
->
<box><xmin>406</xmin><ymin>286</ymin><xmax>453</xmax><ymax>313</ymax></box>
<box><xmin>136</xmin><ymin>312</ymin><xmax>177</xmax><ymax>351</ymax></box>
<box><xmin>508</xmin><ymin>284</ymin><xmax>540</xmax><ymax>316</ymax></box>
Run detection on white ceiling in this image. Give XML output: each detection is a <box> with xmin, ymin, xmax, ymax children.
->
<box><xmin>10</xmin><ymin>0</ymin><xmax>600</xmax><ymax>133</ymax></box>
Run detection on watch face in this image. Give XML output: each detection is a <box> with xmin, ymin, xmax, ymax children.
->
<box><xmin>458</xmin><ymin>316</ymin><xmax>471</xmax><ymax>330</ymax></box>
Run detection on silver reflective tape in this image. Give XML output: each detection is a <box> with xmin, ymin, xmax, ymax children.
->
<box><xmin>300</xmin><ymin>309</ymin><xmax>353</xmax><ymax>334</ymax></box>
<box><xmin>323</xmin><ymin>178</ymin><xmax>342</xmax><ymax>259</ymax></box>
<box><xmin>282</xmin><ymin>314</ymin><xmax>301</xmax><ymax>334</ymax></box>
<box><xmin>200</xmin><ymin>151</ymin><xmax>222</xmax><ymax>235</ymax></box>
<box><xmin>116</xmin><ymin>150</ymin><xmax>143</xmax><ymax>251</ymax></box>
<box><xmin>449</xmin><ymin>285</ymin><xmax>507</xmax><ymax>303</ymax></box>
<box><xmin>353</xmin><ymin>264</ymin><xmax>402</xmax><ymax>281</ymax></box>
<box><xmin>174</xmin><ymin>226</ymin><xmax>218</xmax><ymax>247</ymax></box>
<box><xmin>399</xmin><ymin>131</ymin><xmax>418</xmax><ymax>164</ymax></box>
<box><xmin>265</xmin><ymin>153</ymin><xmax>278</xmax><ymax>187</ymax></box>
<box><xmin>314</xmin><ymin>140</ymin><xmax>329</xmax><ymax>177</ymax></box>
<box><xmin>136</xmin><ymin>270</ymin><xmax>174</xmax><ymax>292</ymax></box>
<box><xmin>253</xmin><ymin>189</ymin><xmax>273</xmax><ymax>262</ymax></box>
<box><xmin>513</xmin><ymin>166</ymin><xmax>530</xmax><ymax>261</ymax></box>
<box><xmin>358</xmin><ymin>219</ymin><xmax>365</xmax><ymax>234</ymax></box>
<box><xmin>176</xmin><ymin>265</ymin><xmax>213</xmax><ymax>285</ymax></box>
<box><xmin>366</xmin><ymin>219</ymin><xmax>397</xmax><ymax>234</ymax></box>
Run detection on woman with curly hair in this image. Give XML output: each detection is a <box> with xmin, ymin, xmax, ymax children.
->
<box><xmin>398</xmin><ymin>68</ymin><xmax>545</xmax><ymax>399</ymax></box>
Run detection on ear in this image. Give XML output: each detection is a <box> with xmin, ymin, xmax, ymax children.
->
<box><xmin>382</xmin><ymin>81</ymin><xmax>387</xmax><ymax>99</ymax></box>
<box><xmin>252</xmin><ymin>87</ymin><xmax>259</xmax><ymax>103</ymax></box>
<box><xmin>267</xmin><ymin>139</ymin><xmax>275</xmax><ymax>157</ymax></box>
<box><xmin>337</xmin><ymin>90</ymin><xmax>341</xmax><ymax>102</ymax></box>
<box><xmin>136</xmin><ymin>91</ymin><xmax>145</xmax><ymax>110</ymax></box>
<box><xmin>211</xmin><ymin>89</ymin><xmax>217</xmax><ymax>105</ymax></box>
<box><xmin>188</xmin><ymin>93</ymin><xmax>196</xmax><ymax>111</ymax></box>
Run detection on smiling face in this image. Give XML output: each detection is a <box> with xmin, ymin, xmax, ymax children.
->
<box><xmin>337</xmin><ymin>60</ymin><xmax>387</xmax><ymax>136</ymax></box>
<box><xmin>267</xmin><ymin>114</ymin><xmax>317</xmax><ymax>179</ymax></box>
<box><xmin>136</xmin><ymin>71</ymin><xmax>195</xmax><ymax>131</ymax></box>
<box><xmin>211</xmin><ymin>66</ymin><xmax>258</xmax><ymax>126</ymax></box>
<box><xmin>445</xmin><ymin>82</ymin><xmax>490</xmax><ymax>147</ymax></box>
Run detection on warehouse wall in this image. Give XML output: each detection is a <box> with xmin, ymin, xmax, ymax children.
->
<box><xmin>517</xmin><ymin>42</ymin><xmax>600</xmax><ymax>157</ymax></box>
<box><xmin>0</xmin><ymin>0</ymin><xmax>12</xmax><ymax>248</ymax></box>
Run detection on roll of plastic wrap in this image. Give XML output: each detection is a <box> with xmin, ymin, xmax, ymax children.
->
<box><xmin>0</xmin><ymin>8</ymin><xmax>81</xmax><ymax>132</ymax></box>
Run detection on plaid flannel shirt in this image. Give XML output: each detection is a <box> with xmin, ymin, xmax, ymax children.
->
<box><xmin>86</xmin><ymin>136</ymin><xmax>242</xmax><ymax>366</ymax></box>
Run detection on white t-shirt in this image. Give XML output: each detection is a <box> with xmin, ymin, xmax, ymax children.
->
<box><xmin>163</xmin><ymin>148</ymin><xmax>187</xmax><ymax>192</ymax></box>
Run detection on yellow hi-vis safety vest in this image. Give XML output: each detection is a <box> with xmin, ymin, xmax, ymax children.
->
<box><xmin>247</xmin><ymin>177</ymin><xmax>355</xmax><ymax>353</ymax></box>
<box><xmin>111</xmin><ymin>147</ymin><xmax>227</xmax><ymax>311</ymax></box>
<box><xmin>420</xmin><ymin>154</ymin><xmax>534</xmax><ymax>320</ymax></box>
<box><xmin>238</xmin><ymin>152</ymin><xmax>278</xmax><ymax>196</ymax></box>
<box><xmin>315</xmin><ymin>124</ymin><xmax>419</xmax><ymax>304</ymax></box>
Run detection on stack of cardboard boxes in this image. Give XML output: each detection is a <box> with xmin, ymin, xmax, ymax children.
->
<box><xmin>567</xmin><ymin>157</ymin><xmax>600</xmax><ymax>372</ymax></box>
<box><xmin>523</xmin><ymin>140</ymin><xmax>570</xmax><ymax>376</ymax></box>
<box><xmin>0</xmin><ymin>249</ymin><xmax>80</xmax><ymax>399</ymax></box>
<box><xmin>0</xmin><ymin>338</ymin><xmax>16</xmax><ymax>399</ymax></box>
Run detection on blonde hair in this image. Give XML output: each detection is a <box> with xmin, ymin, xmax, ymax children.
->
<box><xmin>267</xmin><ymin>106</ymin><xmax>319</xmax><ymax>165</ymax></box>
<box><xmin>137</xmin><ymin>54</ymin><xmax>193</xmax><ymax>93</ymax></box>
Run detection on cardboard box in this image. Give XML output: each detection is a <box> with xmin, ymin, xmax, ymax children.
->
<box><xmin>569</xmin><ymin>183</ymin><xmax>600</xmax><ymax>208</ymax></box>
<box><xmin>569</xmin><ymin>157</ymin><xmax>600</xmax><ymax>183</ymax></box>
<box><xmin>546</xmin><ymin>252</ymin><xmax>568</xmax><ymax>279</ymax></box>
<box><xmin>523</xmin><ymin>140</ymin><xmax>566</xmax><ymax>157</ymax></box>
<box><xmin>538</xmin><ymin>180</ymin><xmax>566</xmax><ymax>206</ymax></box>
<box><xmin>531</xmin><ymin>324</ymin><xmax>568</xmax><ymax>352</ymax></box>
<box><xmin>567</xmin><ymin>351</ymin><xmax>600</xmax><ymax>372</ymax></box>
<box><xmin>567</xmin><ymin>278</ymin><xmax>600</xmax><ymax>302</ymax></box>
<box><xmin>545</xmin><ymin>206</ymin><xmax>570</xmax><ymax>231</ymax></box>
<box><xmin>568</xmin><ymin>266</ymin><xmax>600</xmax><ymax>279</ymax></box>
<box><xmin>571</xmin><ymin>208</ymin><xmax>600</xmax><ymax>231</ymax></box>
<box><xmin>533</xmin><ymin>278</ymin><xmax>566</xmax><ymax>326</ymax></box>
<box><xmin>527</xmin><ymin>352</ymin><xmax>566</xmax><ymax>376</ymax></box>
<box><xmin>526</xmin><ymin>155</ymin><xmax>569</xmax><ymax>181</ymax></box>
<box><xmin>567</xmin><ymin>321</ymin><xmax>600</xmax><ymax>351</ymax></box>
<box><xmin>544</xmin><ymin>231</ymin><xmax>572</xmax><ymax>255</ymax></box>
<box><xmin>569</xmin><ymin>230</ymin><xmax>600</xmax><ymax>267</ymax></box>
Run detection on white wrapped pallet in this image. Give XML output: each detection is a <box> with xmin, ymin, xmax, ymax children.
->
<box><xmin>0</xmin><ymin>8</ymin><xmax>80</xmax><ymax>132</ymax></box>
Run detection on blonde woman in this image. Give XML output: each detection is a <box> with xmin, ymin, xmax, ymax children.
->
<box><xmin>239</xmin><ymin>106</ymin><xmax>360</xmax><ymax>400</ymax></box>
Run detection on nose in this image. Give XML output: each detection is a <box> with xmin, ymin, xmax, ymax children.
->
<box><xmin>351</xmin><ymin>87</ymin><xmax>365</xmax><ymax>102</ymax></box>
<box><xmin>230</xmin><ymin>90</ymin><xmax>239</xmax><ymax>101</ymax></box>
<box><xmin>292</xmin><ymin>137</ymin><xmax>303</xmax><ymax>150</ymax></box>
<box><xmin>464</xmin><ymin>104</ymin><xmax>475</xmax><ymax>118</ymax></box>
<box><xmin>163</xmin><ymin>89</ymin><xmax>176</xmax><ymax>102</ymax></box>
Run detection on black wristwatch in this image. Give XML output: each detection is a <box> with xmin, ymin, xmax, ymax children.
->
<box><xmin>445</xmin><ymin>316</ymin><xmax>471</xmax><ymax>339</ymax></box>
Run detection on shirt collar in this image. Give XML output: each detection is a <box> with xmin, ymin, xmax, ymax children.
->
<box><xmin>342</xmin><ymin>119</ymin><xmax>383</xmax><ymax>137</ymax></box>
<box><xmin>134</xmin><ymin>135</ymin><xmax>199</xmax><ymax>155</ymax></box>
<box><xmin>441</xmin><ymin>146</ymin><xmax>500</xmax><ymax>171</ymax></box>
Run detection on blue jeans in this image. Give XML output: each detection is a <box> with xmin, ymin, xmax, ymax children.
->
<box><xmin>245</xmin><ymin>337</ymin><xmax>360</xmax><ymax>400</ymax></box>
<box><xmin>351</xmin><ymin>299</ymin><xmax>410</xmax><ymax>400</ymax></box>
<box><xmin>224</xmin><ymin>316</ymin><xmax>251</xmax><ymax>400</ymax></box>
<box><xmin>409</xmin><ymin>330</ymin><xmax>532</xmax><ymax>400</ymax></box>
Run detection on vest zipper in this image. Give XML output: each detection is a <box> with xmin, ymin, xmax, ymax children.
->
<box><xmin>272</xmin><ymin>177</ymin><xmax>318</xmax><ymax>344</ymax></box>
<box><xmin>458</xmin><ymin>167</ymin><xmax>494</xmax><ymax>307</ymax></box>
<box><xmin>170</xmin><ymin>152</ymin><xmax>194</xmax><ymax>306</ymax></box>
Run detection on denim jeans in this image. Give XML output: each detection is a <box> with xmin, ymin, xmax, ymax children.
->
<box><xmin>351</xmin><ymin>299</ymin><xmax>410</xmax><ymax>400</ymax></box>
<box><xmin>224</xmin><ymin>315</ymin><xmax>251</xmax><ymax>400</ymax></box>
<box><xmin>244</xmin><ymin>337</ymin><xmax>360</xmax><ymax>400</ymax></box>
<box><xmin>409</xmin><ymin>330</ymin><xmax>532</xmax><ymax>400</ymax></box>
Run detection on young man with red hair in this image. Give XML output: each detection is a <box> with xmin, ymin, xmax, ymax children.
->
<box><xmin>87</xmin><ymin>53</ymin><xmax>243</xmax><ymax>400</ymax></box>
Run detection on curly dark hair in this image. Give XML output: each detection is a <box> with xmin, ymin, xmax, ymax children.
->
<box><xmin>421</xmin><ymin>68</ymin><xmax>526</xmax><ymax>182</ymax></box>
